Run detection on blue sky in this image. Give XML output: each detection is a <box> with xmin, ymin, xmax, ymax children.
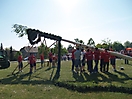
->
<box><xmin>0</xmin><ymin>0</ymin><xmax>132</xmax><ymax>50</ymax></box>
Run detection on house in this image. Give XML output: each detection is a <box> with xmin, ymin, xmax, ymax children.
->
<box><xmin>20</xmin><ymin>46</ymin><xmax>38</xmax><ymax>58</ymax></box>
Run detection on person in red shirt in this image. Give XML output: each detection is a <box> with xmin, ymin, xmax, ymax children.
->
<box><xmin>93</xmin><ymin>48</ymin><xmax>100</xmax><ymax>73</ymax></box>
<box><xmin>85</xmin><ymin>48</ymin><xmax>93</xmax><ymax>74</ymax></box>
<box><xmin>71</xmin><ymin>47</ymin><xmax>76</xmax><ymax>71</ymax></box>
<box><xmin>40</xmin><ymin>53</ymin><xmax>44</xmax><ymax>68</ymax></box>
<box><xmin>109</xmin><ymin>46</ymin><xmax>116</xmax><ymax>71</ymax></box>
<box><xmin>28</xmin><ymin>53</ymin><xmax>36</xmax><ymax>73</ymax></box>
<box><xmin>124</xmin><ymin>49</ymin><xmax>129</xmax><ymax>64</ymax></box>
<box><xmin>100</xmin><ymin>50</ymin><xmax>105</xmax><ymax>72</ymax></box>
<box><xmin>52</xmin><ymin>53</ymin><xmax>57</xmax><ymax>67</ymax></box>
<box><xmin>17</xmin><ymin>53</ymin><xmax>23</xmax><ymax>72</ymax></box>
<box><xmin>103</xmin><ymin>49</ymin><xmax>110</xmax><ymax>72</ymax></box>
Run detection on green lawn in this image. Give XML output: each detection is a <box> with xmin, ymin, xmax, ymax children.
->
<box><xmin>0</xmin><ymin>60</ymin><xmax>132</xmax><ymax>99</ymax></box>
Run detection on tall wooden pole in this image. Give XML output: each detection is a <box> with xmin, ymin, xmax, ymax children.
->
<box><xmin>57</xmin><ymin>40</ymin><xmax>61</xmax><ymax>74</ymax></box>
<box><xmin>61</xmin><ymin>38</ymin><xmax>132</xmax><ymax>61</ymax></box>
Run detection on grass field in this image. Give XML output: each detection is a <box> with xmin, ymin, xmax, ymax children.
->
<box><xmin>0</xmin><ymin>59</ymin><xmax>132</xmax><ymax>99</ymax></box>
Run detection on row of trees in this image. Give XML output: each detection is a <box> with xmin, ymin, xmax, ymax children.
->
<box><xmin>68</xmin><ymin>38</ymin><xmax>132</xmax><ymax>52</ymax></box>
<box><xmin>38</xmin><ymin>42</ymin><xmax>68</xmax><ymax>58</ymax></box>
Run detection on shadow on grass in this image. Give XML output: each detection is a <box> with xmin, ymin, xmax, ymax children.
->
<box><xmin>1</xmin><ymin>66</ymin><xmax>132</xmax><ymax>94</ymax></box>
<box><xmin>45</xmin><ymin>67</ymin><xmax>52</xmax><ymax>71</ymax></box>
<box><xmin>72</xmin><ymin>70</ymin><xmax>132</xmax><ymax>84</ymax></box>
<box><xmin>0</xmin><ymin>67</ymin><xmax>57</xmax><ymax>85</ymax></box>
<box><xmin>52</xmin><ymin>71</ymin><xmax>60</xmax><ymax>81</ymax></box>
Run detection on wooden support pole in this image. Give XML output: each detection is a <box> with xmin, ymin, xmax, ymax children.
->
<box><xmin>57</xmin><ymin>40</ymin><xmax>61</xmax><ymax>74</ymax></box>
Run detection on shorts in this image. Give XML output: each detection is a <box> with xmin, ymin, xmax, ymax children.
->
<box><xmin>30</xmin><ymin>63</ymin><xmax>34</xmax><ymax>68</ymax></box>
<box><xmin>49</xmin><ymin>58</ymin><xmax>52</xmax><ymax>63</ymax></box>
<box><xmin>75</xmin><ymin>59</ymin><xmax>81</xmax><ymax>67</ymax></box>
<box><xmin>110</xmin><ymin>58</ymin><xmax>116</xmax><ymax>65</ymax></box>
<box><xmin>81</xmin><ymin>60</ymin><xmax>85</xmax><ymax>66</ymax></box>
<box><xmin>18</xmin><ymin>62</ymin><xmax>23</xmax><ymax>68</ymax></box>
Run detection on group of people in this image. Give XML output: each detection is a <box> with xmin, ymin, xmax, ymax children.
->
<box><xmin>17</xmin><ymin>50</ymin><xmax>58</xmax><ymax>74</ymax></box>
<box><xmin>47</xmin><ymin>51</ymin><xmax>58</xmax><ymax>67</ymax></box>
<box><xmin>17</xmin><ymin>45</ymin><xmax>118</xmax><ymax>74</ymax></box>
<box><xmin>17</xmin><ymin>53</ymin><xmax>37</xmax><ymax>74</ymax></box>
<box><xmin>120</xmin><ymin>49</ymin><xmax>132</xmax><ymax>64</ymax></box>
<box><xmin>71</xmin><ymin>46</ymin><xmax>116</xmax><ymax>74</ymax></box>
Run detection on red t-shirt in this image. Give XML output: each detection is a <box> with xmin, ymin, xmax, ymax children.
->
<box><xmin>28</xmin><ymin>55</ymin><xmax>35</xmax><ymax>64</ymax></box>
<box><xmin>48</xmin><ymin>52</ymin><xmax>53</xmax><ymax>59</ymax></box>
<box><xmin>71</xmin><ymin>49</ymin><xmax>76</xmax><ymax>59</ymax></box>
<box><xmin>52</xmin><ymin>55</ymin><xmax>57</xmax><ymax>61</ymax></box>
<box><xmin>40</xmin><ymin>54</ymin><xmax>44</xmax><ymax>60</ymax></box>
<box><xmin>94</xmin><ymin>50</ymin><xmax>100</xmax><ymax>60</ymax></box>
<box><xmin>18</xmin><ymin>55</ymin><xmax>23</xmax><ymax>62</ymax></box>
<box><xmin>100</xmin><ymin>51</ymin><xmax>105</xmax><ymax>59</ymax></box>
<box><xmin>110</xmin><ymin>49</ymin><xmax>116</xmax><ymax>59</ymax></box>
<box><xmin>85</xmin><ymin>51</ymin><xmax>93</xmax><ymax>60</ymax></box>
<box><xmin>104</xmin><ymin>51</ymin><xmax>110</xmax><ymax>62</ymax></box>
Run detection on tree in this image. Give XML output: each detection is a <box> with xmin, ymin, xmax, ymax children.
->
<box><xmin>102</xmin><ymin>43</ymin><xmax>109</xmax><ymax>49</ymax></box>
<box><xmin>51</xmin><ymin>43</ymin><xmax>68</xmax><ymax>55</ymax></box>
<box><xmin>38</xmin><ymin>43</ymin><xmax>49</xmax><ymax>59</ymax></box>
<box><xmin>5</xmin><ymin>47</ymin><xmax>10</xmax><ymax>58</ymax></box>
<box><xmin>0</xmin><ymin>43</ymin><xmax>3</xmax><ymax>50</ymax></box>
<box><xmin>74</xmin><ymin>38</ymin><xmax>84</xmax><ymax>44</ymax></box>
<box><xmin>74</xmin><ymin>38</ymin><xmax>79</xmax><ymax>43</ymax></box>
<box><xmin>96</xmin><ymin>43</ymin><xmax>102</xmax><ymax>48</ymax></box>
<box><xmin>101</xmin><ymin>38</ymin><xmax>112</xmax><ymax>46</ymax></box>
<box><xmin>61</xmin><ymin>47</ymin><xmax>68</xmax><ymax>55</ymax></box>
<box><xmin>14</xmin><ymin>51</ymin><xmax>22</xmax><ymax>59</ymax></box>
<box><xmin>101</xmin><ymin>38</ymin><xmax>112</xmax><ymax>49</ymax></box>
<box><xmin>12</xmin><ymin>24</ymin><xmax>27</xmax><ymax>37</ymax></box>
<box><xmin>87</xmin><ymin>38</ymin><xmax>95</xmax><ymax>47</ymax></box>
<box><xmin>124</xmin><ymin>41</ymin><xmax>132</xmax><ymax>48</ymax></box>
<box><xmin>112</xmin><ymin>41</ymin><xmax>124</xmax><ymax>51</ymax></box>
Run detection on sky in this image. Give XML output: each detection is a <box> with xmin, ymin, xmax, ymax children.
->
<box><xmin>0</xmin><ymin>0</ymin><xmax>132</xmax><ymax>50</ymax></box>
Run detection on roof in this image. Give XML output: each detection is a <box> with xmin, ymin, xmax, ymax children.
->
<box><xmin>20</xmin><ymin>46</ymin><xmax>38</xmax><ymax>53</ymax></box>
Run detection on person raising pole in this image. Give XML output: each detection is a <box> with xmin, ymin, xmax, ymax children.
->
<box><xmin>40</xmin><ymin>52</ymin><xmax>44</xmax><ymax>68</ymax></box>
<box><xmin>103</xmin><ymin>49</ymin><xmax>110</xmax><ymax>72</ymax></box>
<box><xmin>93</xmin><ymin>47</ymin><xmax>100</xmax><ymax>73</ymax></box>
<box><xmin>28</xmin><ymin>53</ymin><xmax>36</xmax><ymax>74</ymax></box>
<box><xmin>109</xmin><ymin>46</ymin><xmax>117</xmax><ymax>71</ymax></box>
<box><xmin>17</xmin><ymin>52</ymin><xmax>23</xmax><ymax>72</ymax></box>
<box><xmin>74</xmin><ymin>47</ymin><xmax>81</xmax><ymax>73</ymax></box>
<box><xmin>71</xmin><ymin>47</ymin><xmax>76</xmax><ymax>72</ymax></box>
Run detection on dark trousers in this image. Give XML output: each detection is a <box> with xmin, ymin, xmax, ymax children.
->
<box><xmin>100</xmin><ymin>59</ymin><xmax>104</xmax><ymax>72</ymax></box>
<box><xmin>72</xmin><ymin>59</ymin><xmax>75</xmax><ymax>71</ymax></box>
<box><xmin>94</xmin><ymin>60</ymin><xmax>99</xmax><ymax>72</ymax></box>
<box><xmin>125</xmin><ymin>59</ymin><xmax>129</xmax><ymax>64</ymax></box>
<box><xmin>104</xmin><ymin>62</ymin><xmax>109</xmax><ymax>72</ymax></box>
<box><xmin>87</xmin><ymin>60</ymin><xmax>93</xmax><ymax>73</ymax></box>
